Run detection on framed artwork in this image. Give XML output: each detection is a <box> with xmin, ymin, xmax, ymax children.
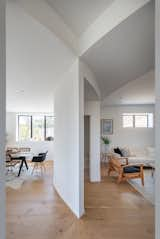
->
<box><xmin>101</xmin><ymin>119</ymin><xmax>113</xmax><ymax>135</ymax></box>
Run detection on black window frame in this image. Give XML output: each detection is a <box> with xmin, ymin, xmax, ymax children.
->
<box><xmin>18</xmin><ymin>114</ymin><xmax>54</xmax><ymax>141</ymax></box>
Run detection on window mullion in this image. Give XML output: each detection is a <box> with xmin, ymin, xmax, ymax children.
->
<box><xmin>133</xmin><ymin>115</ymin><xmax>135</xmax><ymax>128</ymax></box>
<box><xmin>18</xmin><ymin>115</ymin><xmax>20</xmax><ymax>141</ymax></box>
<box><xmin>44</xmin><ymin>116</ymin><xmax>46</xmax><ymax>141</ymax></box>
<box><xmin>31</xmin><ymin>116</ymin><xmax>33</xmax><ymax>139</ymax></box>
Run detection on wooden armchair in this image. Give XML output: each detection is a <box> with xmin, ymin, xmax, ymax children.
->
<box><xmin>108</xmin><ymin>157</ymin><xmax>144</xmax><ymax>186</ymax></box>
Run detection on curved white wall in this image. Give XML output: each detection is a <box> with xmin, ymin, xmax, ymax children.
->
<box><xmin>53</xmin><ymin>60</ymin><xmax>84</xmax><ymax>217</ymax></box>
<box><xmin>53</xmin><ymin>59</ymin><xmax>100</xmax><ymax>217</ymax></box>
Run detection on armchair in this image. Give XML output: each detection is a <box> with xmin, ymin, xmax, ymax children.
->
<box><xmin>108</xmin><ymin>157</ymin><xmax>144</xmax><ymax>186</ymax></box>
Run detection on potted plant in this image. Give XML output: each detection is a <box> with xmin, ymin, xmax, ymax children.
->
<box><xmin>101</xmin><ymin>136</ymin><xmax>110</xmax><ymax>154</ymax></box>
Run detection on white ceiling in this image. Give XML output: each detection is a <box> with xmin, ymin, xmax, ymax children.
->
<box><xmin>6</xmin><ymin>0</ymin><xmax>155</xmax><ymax>112</ymax></box>
<box><xmin>46</xmin><ymin>0</ymin><xmax>115</xmax><ymax>36</ymax></box>
<box><xmin>6</xmin><ymin>1</ymin><xmax>75</xmax><ymax>112</ymax></box>
<box><xmin>102</xmin><ymin>70</ymin><xmax>155</xmax><ymax>106</ymax></box>
<box><xmin>82</xmin><ymin>1</ymin><xmax>154</xmax><ymax>99</ymax></box>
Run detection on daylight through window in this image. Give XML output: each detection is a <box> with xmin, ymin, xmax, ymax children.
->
<box><xmin>122</xmin><ymin>113</ymin><xmax>154</xmax><ymax>128</ymax></box>
<box><xmin>17</xmin><ymin>114</ymin><xmax>54</xmax><ymax>141</ymax></box>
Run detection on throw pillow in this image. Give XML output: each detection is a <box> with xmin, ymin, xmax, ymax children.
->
<box><xmin>114</xmin><ymin>147</ymin><xmax>123</xmax><ymax>157</ymax></box>
<box><xmin>121</xmin><ymin>148</ymin><xmax>130</xmax><ymax>157</ymax></box>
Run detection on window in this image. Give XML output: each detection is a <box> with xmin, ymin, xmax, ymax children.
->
<box><xmin>135</xmin><ymin>114</ymin><xmax>148</xmax><ymax>128</ymax></box>
<box><xmin>122</xmin><ymin>113</ymin><xmax>154</xmax><ymax>128</ymax></box>
<box><xmin>123</xmin><ymin>115</ymin><xmax>134</xmax><ymax>128</ymax></box>
<box><xmin>32</xmin><ymin>116</ymin><xmax>44</xmax><ymax>141</ymax></box>
<box><xmin>17</xmin><ymin>114</ymin><xmax>54</xmax><ymax>141</ymax></box>
<box><xmin>18</xmin><ymin>115</ymin><xmax>31</xmax><ymax>141</ymax></box>
<box><xmin>45</xmin><ymin>116</ymin><xmax>54</xmax><ymax>140</ymax></box>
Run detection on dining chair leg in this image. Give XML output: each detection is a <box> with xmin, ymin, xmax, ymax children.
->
<box><xmin>42</xmin><ymin>162</ymin><xmax>46</xmax><ymax>173</ymax></box>
<box><xmin>32</xmin><ymin>163</ymin><xmax>37</xmax><ymax>175</ymax></box>
<box><xmin>40</xmin><ymin>163</ymin><xmax>43</xmax><ymax>175</ymax></box>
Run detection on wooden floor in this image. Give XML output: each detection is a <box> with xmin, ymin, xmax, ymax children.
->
<box><xmin>7</xmin><ymin>162</ymin><xmax>154</xmax><ymax>239</ymax></box>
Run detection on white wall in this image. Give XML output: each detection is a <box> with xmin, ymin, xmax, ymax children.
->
<box><xmin>6</xmin><ymin>112</ymin><xmax>54</xmax><ymax>160</ymax></box>
<box><xmin>53</xmin><ymin>59</ymin><xmax>100</xmax><ymax>217</ymax></box>
<box><xmin>155</xmin><ymin>0</ymin><xmax>160</xmax><ymax>238</ymax></box>
<box><xmin>85</xmin><ymin>101</ymin><xmax>101</xmax><ymax>182</ymax></box>
<box><xmin>53</xmin><ymin>60</ymin><xmax>84</xmax><ymax>218</ymax></box>
<box><xmin>0</xmin><ymin>1</ymin><xmax>6</xmax><ymax>238</ymax></box>
<box><xmin>79</xmin><ymin>61</ymin><xmax>101</xmax><ymax>99</ymax></box>
<box><xmin>101</xmin><ymin>105</ymin><xmax>155</xmax><ymax>152</ymax></box>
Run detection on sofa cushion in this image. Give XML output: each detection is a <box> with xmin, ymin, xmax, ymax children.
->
<box><xmin>123</xmin><ymin>166</ymin><xmax>140</xmax><ymax>174</ymax></box>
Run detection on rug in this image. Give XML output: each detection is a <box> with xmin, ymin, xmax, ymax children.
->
<box><xmin>6</xmin><ymin>165</ymin><xmax>42</xmax><ymax>190</ymax></box>
<box><xmin>128</xmin><ymin>169</ymin><xmax>155</xmax><ymax>205</ymax></box>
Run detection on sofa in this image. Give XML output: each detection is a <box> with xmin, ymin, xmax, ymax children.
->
<box><xmin>109</xmin><ymin>146</ymin><xmax>155</xmax><ymax>166</ymax></box>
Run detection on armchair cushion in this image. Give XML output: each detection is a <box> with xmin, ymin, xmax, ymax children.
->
<box><xmin>123</xmin><ymin>166</ymin><xmax>140</xmax><ymax>174</ymax></box>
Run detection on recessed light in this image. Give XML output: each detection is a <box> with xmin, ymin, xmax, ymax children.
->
<box><xmin>16</xmin><ymin>90</ymin><xmax>24</xmax><ymax>94</ymax></box>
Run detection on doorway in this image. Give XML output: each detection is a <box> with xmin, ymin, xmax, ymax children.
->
<box><xmin>84</xmin><ymin>115</ymin><xmax>90</xmax><ymax>181</ymax></box>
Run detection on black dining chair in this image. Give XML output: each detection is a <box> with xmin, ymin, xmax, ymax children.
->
<box><xmin>31</xmin><ymin>151</ymin><xmax>48</xmax><ymax>175</ymax></box>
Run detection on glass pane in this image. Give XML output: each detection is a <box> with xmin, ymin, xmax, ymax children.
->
<box><xmin>46</xmin><ymin>116</ymin><xmax>54</xmax><ymax>140</ymax></box>
<box><xmin>123</xmin><ymin>115</ymin><xmax>133</xmax><ymax>128</ymax></box>
<box><xmin>135</xmin><ymin>115</ymin><xmax>147</xmax><ymax>128</ymax></box>
<box><xmin>18</xmin><ymin>116</ymin><xmax>31</xmax><ymax>141</ymax></box>
<box><xmin>32</xmin><ymin>116</ymin><xmax>44</xmax><ymax>141</ymax></box>
<box><xmin>148</xmin><ymin>113</ymin><xmax>154</xmax><ymax>128</ymax></box>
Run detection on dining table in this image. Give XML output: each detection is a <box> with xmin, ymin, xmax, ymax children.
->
<box><xmin>10</xmin><ymin>152</ymin><xmax>33</xmax><ymax>177</ymax></box>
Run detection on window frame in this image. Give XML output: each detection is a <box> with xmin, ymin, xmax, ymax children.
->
<box><xmin>18</xmin><ymin>115</ymin><xmax>32</xmax><ymax>141</ymax></box>
<box><xmin>122</xmin><ymin>113</ymin><xmax>154</xmax><ymax>129</ymax></box>
<box><xmin>45</xmin><ymin>115</ymin><xmax>54</xmax><ymax>140</ymax></box>
<box><xmin>17</xmin><ymin>114</ymin><xmax>54</xmax><ymax>141</ymax></box>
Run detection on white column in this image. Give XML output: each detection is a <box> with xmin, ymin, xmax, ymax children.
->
<box><xmin>155</xmin><ymin>0</ymin><xmax>160</xmax><ymax>238</ymax></box>
<box><xmin>0</xmin><ymin>0</ymin><xmax>6</xmax><ymax>239</ymax></box>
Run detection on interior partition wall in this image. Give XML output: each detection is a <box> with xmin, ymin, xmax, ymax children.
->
<box><xmin>0</xmin><ymin>1</ymin><xmax>6</xmax><ymax>239</ymax></box>
<box><xmin>155</xmin><ymin>0</ymin><xmax>160</xmax><ymax>238</ymax></box>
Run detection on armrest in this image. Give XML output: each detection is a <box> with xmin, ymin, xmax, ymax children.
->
<box><xmin>117</xmin><ymin>157</ymin><xmax>128</xmax><ymax>165</ymax></box>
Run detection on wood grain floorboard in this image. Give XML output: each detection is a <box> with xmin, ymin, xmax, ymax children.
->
<box><xmin>7</xmin><ymin>161</ymin><xmax>154</xmax><ymax>239</ymax></box>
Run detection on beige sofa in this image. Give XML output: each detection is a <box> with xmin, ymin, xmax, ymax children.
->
<box><xmin>109</xmin><ymin>146</ymin><xmax>155</xmax><ymax>166</ymax></box>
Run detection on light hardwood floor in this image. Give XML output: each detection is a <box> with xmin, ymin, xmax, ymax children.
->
<box><xmin>7</xmin><ymin>162</ymin><xmax>154</xmax><ymax>239</ymax></box>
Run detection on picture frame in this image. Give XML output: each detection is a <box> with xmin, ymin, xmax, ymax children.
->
<box><xmin>101</xmin><ymin>119</ymin><xmax>113</xmax><ymax>135</ymax></box>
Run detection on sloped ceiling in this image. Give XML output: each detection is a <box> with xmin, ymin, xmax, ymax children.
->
<box><xmin>82</xmin><ymin>1</ymin><xmax>154</xmax><ymax>99</ymax></box>
<box><xmin>102</xmin><ymin>70</ymin><xmax>155</xmax><ymax>106</ymax></box>
<box><xmin>6</xmin><ymin>1</ymin><xmax>75</xmax><ymax>112</ymax></box>
<box><xmin>46</xmin><ymin>0</ymin><xmax>115</xmax><ymax>36</ymax></box>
